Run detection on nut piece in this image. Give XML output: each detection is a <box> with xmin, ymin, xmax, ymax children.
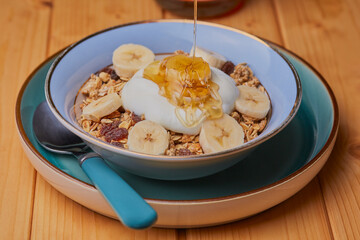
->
<box><xmin>81</xmin><ymin>75</ymin><xmax>102</xmax><ymax>94</ymax></box>
<box><xmin>99</xmin><ymin>72</ymin><xmax>110</xmax><ymax>82</ymax></box>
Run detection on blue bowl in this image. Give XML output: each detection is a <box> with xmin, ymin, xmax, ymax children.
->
<box><xmin>45</xmin><ymin>20</ymin><xmax>301</xmax><ymax>180</ymax></box>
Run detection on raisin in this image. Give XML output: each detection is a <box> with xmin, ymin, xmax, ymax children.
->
<box><xmin>118</xmin><ymin>106</ymin><xmax>126</xmax><ymax>113</ymax></box>
<box><xmin>221</xmin><ymin>61</ymin><xmax>235</xmax><ymax>75</ymax></box>
<box><xmin>177</xmin><ymin>148</ymin><xmax>193</xmax><ymax>156</ymax></box>
<box><xmin>105</xmin><ymin>128</ymin><xmax>128</xmax><ymax>142</ymax></box>
<box><xmin>110</xmin><ymin>141</ymin><xmax>124</xmax><ymax>148</ymax></box>
<box><xmin>100</xmin><ymin>124</ymin><xmax>112</xmax><ymax>136</ymax></box>
<box><xmin>131</xmin><ymin>113</ymin><xmax>142</xmax><ymax>123</ymax></box>
<box><xmin>100</xmin><ymin>120</ymin><xmax>121</xmax><ymax>135</ymax></box>
<box><xmin>110</xmin><ymin>70</ymin><xmax>120</xmax><ymax>80</ymax></box>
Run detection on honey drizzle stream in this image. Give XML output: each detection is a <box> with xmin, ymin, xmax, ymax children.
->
<box><xmin>142</xmin><ymin>0</ymin><xmax>223</xmax><ymax>128</ymax></box>
<box><xmin>193</xmin><ymin>0</ymin><xmax>197</xmax><ymax>59</ymax></box>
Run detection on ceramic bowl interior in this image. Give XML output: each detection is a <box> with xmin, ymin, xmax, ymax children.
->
<box><xmin>46</xmin><ymin>21</ymin><xmax>301</xmax><ymax>161</ymax></box>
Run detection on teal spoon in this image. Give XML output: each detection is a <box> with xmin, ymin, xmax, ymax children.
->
<box><xmin>32</xmin><ymin>101</ymin><xmax>157</xmax><ymax>229</ymax></box>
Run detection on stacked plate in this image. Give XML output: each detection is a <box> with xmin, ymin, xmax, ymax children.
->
<box><xmin>15</xmin><ymin>20</ymin><xmax>338</xmax><ymax>228</ymax></box>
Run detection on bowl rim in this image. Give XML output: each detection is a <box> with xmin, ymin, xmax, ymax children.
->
<box><xmin>15</xmin><ymin>22</ymin><xmax>339</xmax><ymax>203</ymax></box>
<box><xmin>45</xmin><ymin>19</ymin><xmax>302</xmax><ymax>162</ymax></box>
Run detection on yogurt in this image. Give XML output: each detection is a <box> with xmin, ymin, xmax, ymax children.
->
<box><xmin>121</xmin><ymin>67</ymin><xmax>239</xmax><ymax>135</ymax></box>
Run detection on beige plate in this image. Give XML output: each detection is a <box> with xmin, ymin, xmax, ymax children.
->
<box><xmin>16</xmin><ymin>41</ymin><xmax>338</xmax><ymax>228</ymax></box>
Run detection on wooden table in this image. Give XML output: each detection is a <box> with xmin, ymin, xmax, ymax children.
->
<box><xmin>1</xmin><ymin>0</ymin><xmax>359</xmax><ymax>239</ymax></box>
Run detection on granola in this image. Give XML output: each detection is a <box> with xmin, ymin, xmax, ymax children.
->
<box><xmin>77</xmin><ymin>52</ymin><xmax>269</xmax><ymax>156</ymax></box>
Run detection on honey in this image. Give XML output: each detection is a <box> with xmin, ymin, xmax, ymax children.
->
<box><xmin>143</xmin><ymin>54</ymin><xmax>223</xmax><ymax>128</ymax></box>
<box><xmin>193</xmin><ymin>0</ymin><xmax>197</xmax><ymax>59</ymax></box>
<box><xmin>143</xmin><ymin>0</ymin><xmax>222</xmax><ymax>128</ymax></box>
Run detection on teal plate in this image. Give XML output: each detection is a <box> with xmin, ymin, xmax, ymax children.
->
<box><xmin>16</xmin><ymin>43</ymin><xmax>338</xmax><ymax>202</ymax></box>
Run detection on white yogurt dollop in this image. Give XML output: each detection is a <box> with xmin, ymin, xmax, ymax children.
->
<box><xmin>121</xmin><ymin>67</ymin><xmax>239</xmax><ymax>135</ymax></box>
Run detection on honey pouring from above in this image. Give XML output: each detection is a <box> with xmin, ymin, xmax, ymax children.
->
<box><xmin>77</xmin><ymin>0</ymin><xmax>270</xmax><ymax>156</ymax></box>
<box><xmin>121</xmin><ymin>46</ymin><xmax>239</xmax><ymax>135</ymax></box>
<box><xmin>77</xmin><ymin>43</ymin><xmax>271</xmax><ymax>156</ymax></box>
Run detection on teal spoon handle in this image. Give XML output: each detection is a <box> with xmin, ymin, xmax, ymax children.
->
<box><xmin>80</xmin><ymin>155</ymin><xmax>157</xmax><ymax>229</ymax></box>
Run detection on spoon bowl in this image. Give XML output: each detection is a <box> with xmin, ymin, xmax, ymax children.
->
<box><xmin>32</xmin><ymin>101</ymin><xmax>157</xmax><ymax>229</ymax></box>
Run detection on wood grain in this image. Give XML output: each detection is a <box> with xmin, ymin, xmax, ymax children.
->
<box><xmin>3</xmin><ymin>0</ymin><xmax>359</xmax><ymax>238</ymax></box>
<box><xmin>274</xmin><ymin>0</ymin><xmax>360</xmax><ymax>239</ymax></box>
<box><xmin>48</xmin><ymin>0</ymin><xmax>163</xmax><ymax>54</ymax></box>
<box><xmin>164</xmin><ymin>0</ymin><xmax>283</xmax><ymax>44</ymax></box>
<box><xmin>31</xmin><ymin>177</ymin><xmax>177</xmax><ymax>240</ymax></box>
<box><xmin>0</xmin><ymin>0</ymin><xmax>51</xmax><ymax>239</ymax></box>
<box><xmin>180</xmin><ymin>180</ymin><xmax>332</xmax><ymax>240</ymax></box>
<box><xmin>29</xmin><ymin>0</ymin><xmax>177</xmax><ymax>239</ymax></box>
<box><xmin>164</xmin><ymin>0</ymin><xmax>333</xmax><ymax>239</ymax></box>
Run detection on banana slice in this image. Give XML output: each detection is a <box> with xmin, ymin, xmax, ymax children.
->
<box><xmin>112</xmin><ymin>43</ymin><xmax>155</xmax><ymax>79</ymax></box>
<box><xmin>190</xmin><ymin>46</ymin><xmax>227</xmax><ymax>69</ymax></box>
<box><xmin>128</xmin><ymin>120</ymin><xmax>169</xmax><ymax>155</ymax></box>
<box><xmin>235</xmin><ymin>85</ymin><xmax>270</xmax><ymax>119</ymax></box>
<box><xmin>82</xmin><ymin>93</ymin><xmax>122</xmax><ymax>122</ymax></box>
<box><xmin>199</xmin><ymin>114</ymin><xmax>244</xmax><ymax>154</ymax></box>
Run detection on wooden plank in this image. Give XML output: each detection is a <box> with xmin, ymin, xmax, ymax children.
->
<box><xmin>274</xmin><ymin>0</ymin><xmax>360</xmax><ymax>239</ymax></box>
<box><xmin>164</xmin><ymin>0</ymin><xmax>283</xmax><ymax>44</ymax></box>
<box><xmin>31</xmin><ymin>177</ymin><xmax>177</xmax><ymax>240</ymax></box>
<box><xmin>48</xmin><ymin>0</ymin><xmax>163</xmax><ymax>54</ymax></box>
<box><xmin>162</xmin><ymin>0</ymin><xmax>333</xmax><ymax>239</ymax></box>
<box><xmin>0</xmin><ymin>0</ymin><xmax>51</xmax><ymax>239</ymax></box>
<box><xmin>182</xmin><ymin>180</ymin><xmax>331</xmax><ymax>240</ymax></box>
<box><xmin>30</xmin><ymin>0</ymin><xmax>177</xmax><ymax>239</ymax></box>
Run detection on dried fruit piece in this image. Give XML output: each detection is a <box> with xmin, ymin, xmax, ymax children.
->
<box><xmin>100</xmin><ymin>120</ymin><xmax>121</xmax><ymax>135</ymax></box>
<box><xmin>131</xmin><ymin>113</ymin><xmax>142</xmax><ymax>124</ymax></box>
<box><xmin>105</xmin><ymin>127</ymin><xmax>128</xmax><ymax>142</ymax></box>
<box><xmin>221</xmin><ymin>61</ymin><xmax>235</xmax><ymax>75</ymax></box>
